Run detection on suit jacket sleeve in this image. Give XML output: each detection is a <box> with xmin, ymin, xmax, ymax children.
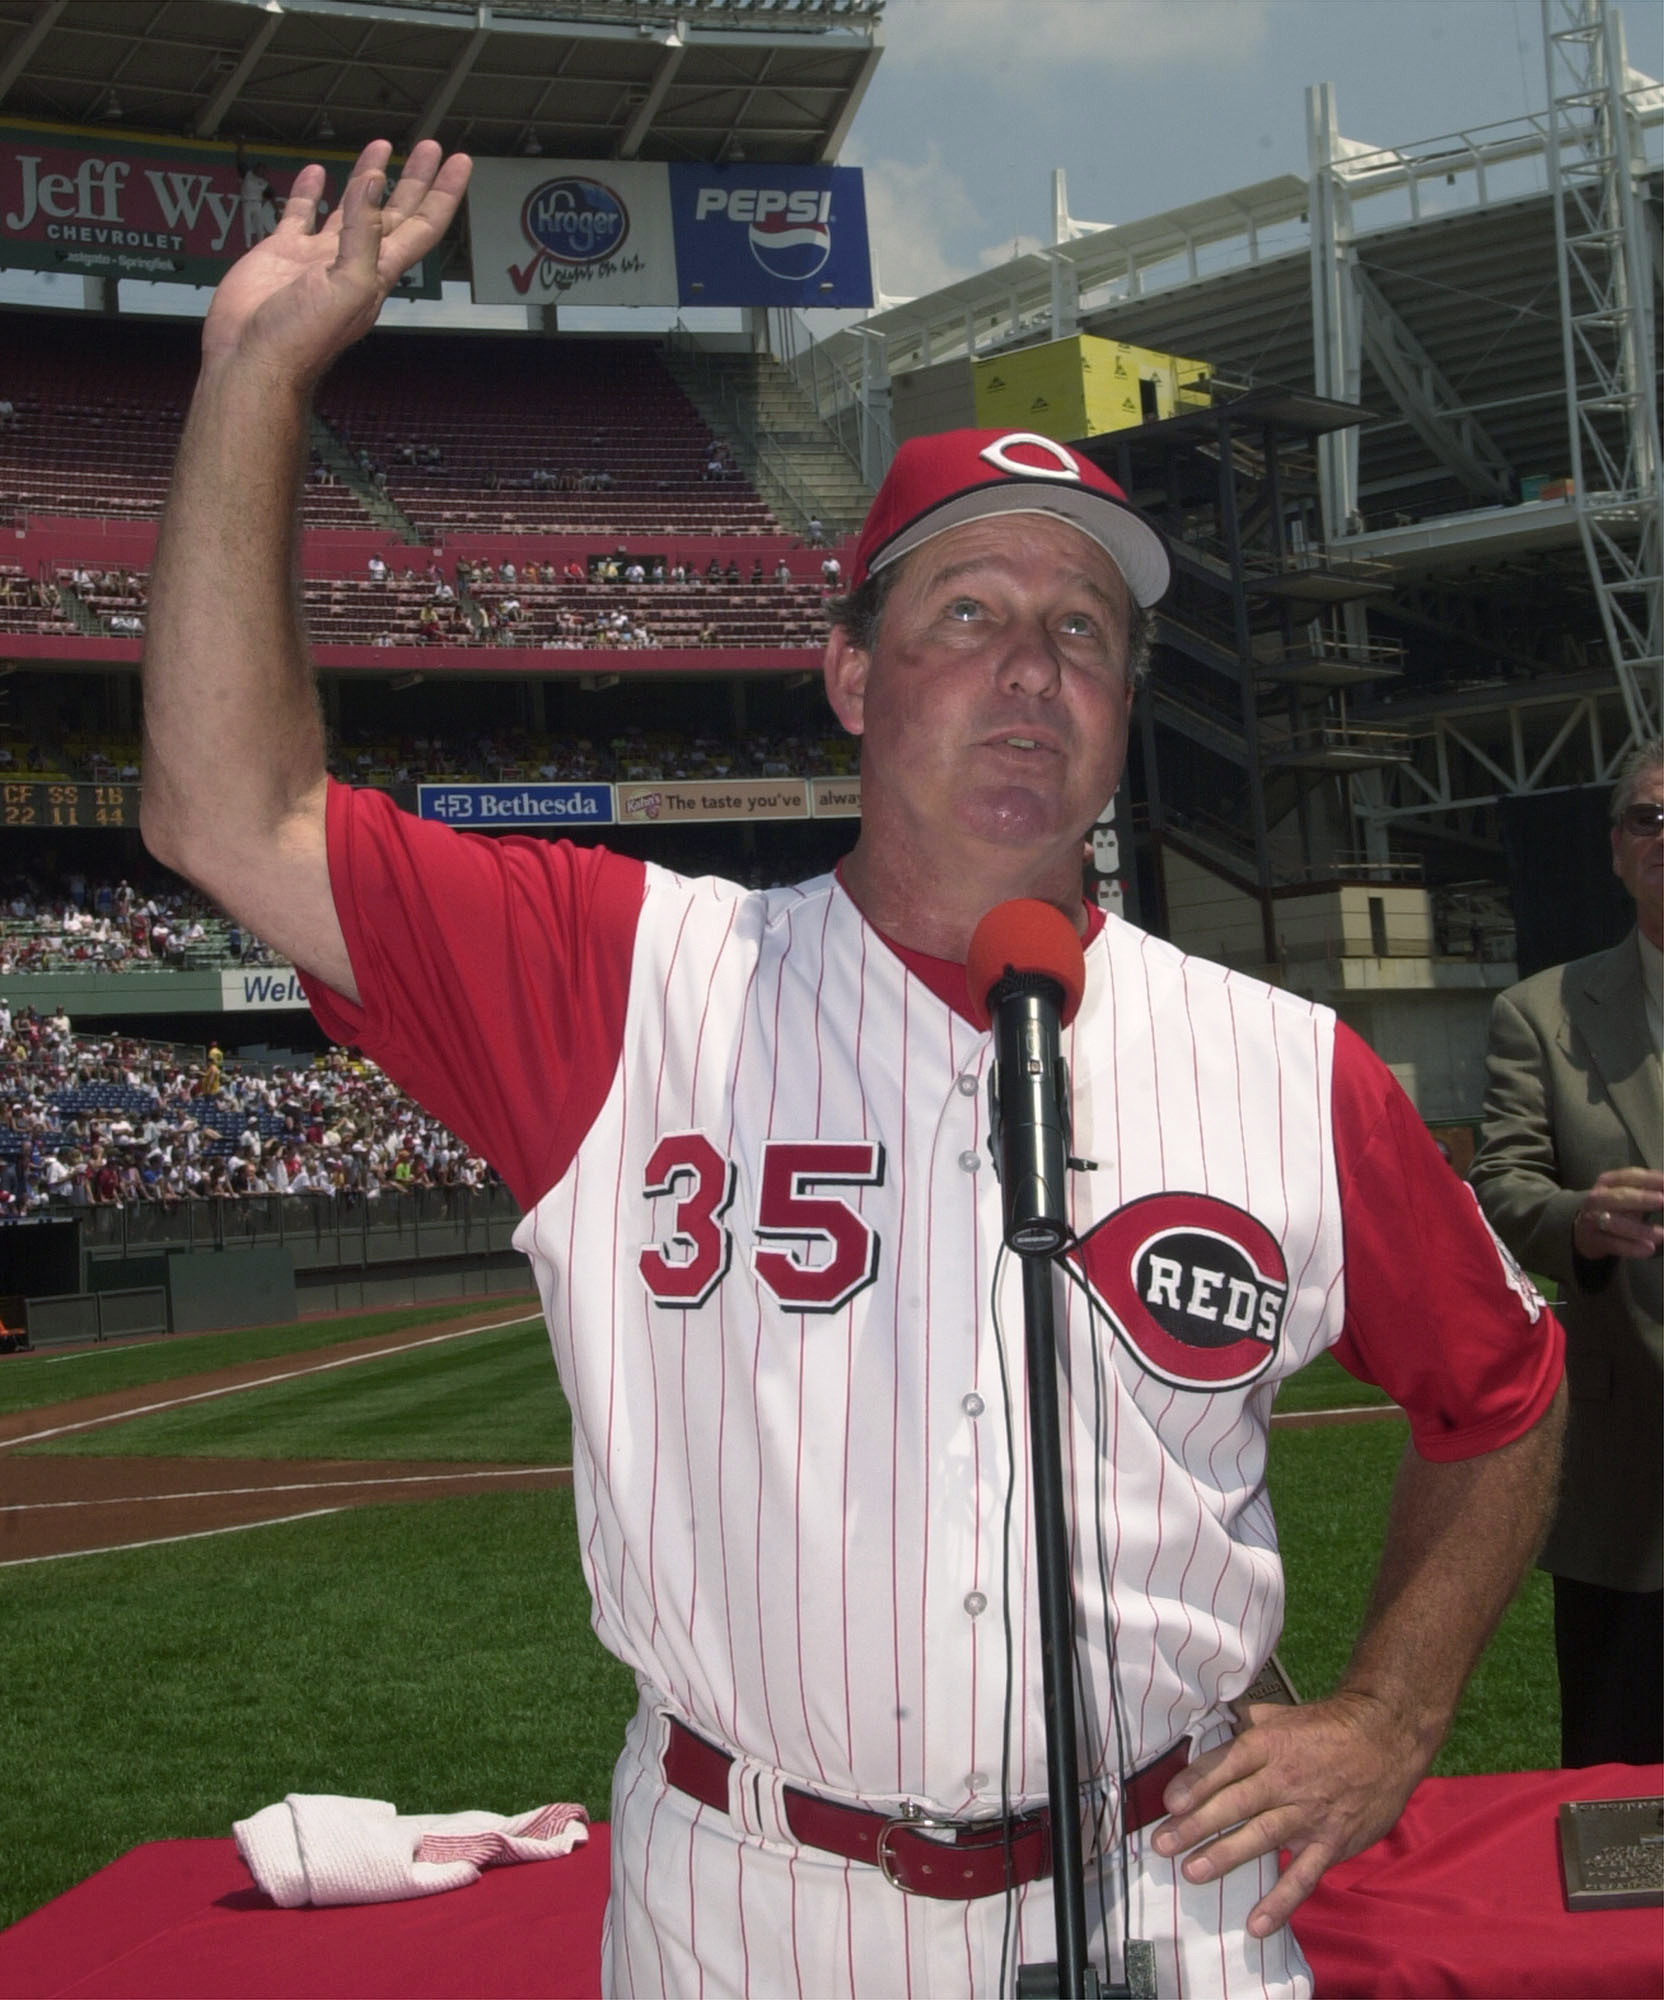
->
<box><xmin>1470</xmin><ymin>984</ymin><xmax>1597</xmax><ymax>1290</ymax></box>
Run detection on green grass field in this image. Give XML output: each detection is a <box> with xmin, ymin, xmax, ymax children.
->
<box><xmin>20</xmin><ymin>1315</ymin><xmax>569</xmax><ymax>1463</ymax></box>
<box><xmin>1268</xmin><ymin>1349</ymin><xmax>1391</xmax><ymax>1415</ymax></box>
<box><xmin>0</xmin><ymin>1311</ymin><xmax>1558</xmax><ymax>1932</ymax></box>
<box><xmin>0</xmin><ymin>1302</ymin><xmax>535</xmax><ymax>1418</ymax></box>
<box><xmin>0</xmin><ymin>1491</ymin><xmax>637</xmax><ymax>1930</ymax></box>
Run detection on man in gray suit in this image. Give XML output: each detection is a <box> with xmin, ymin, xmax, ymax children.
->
<box><xmin>1471</xmin><ymin>737</ymin><xmax>1663</xmax><ymax>1766</ymax></box>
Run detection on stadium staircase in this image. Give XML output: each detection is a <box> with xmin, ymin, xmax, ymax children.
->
<box><xmin>661</xmin><ymin>344</ymin><xmax>873</xmax><ymax>539</ymax></box>
<box><xmin>54</xmin><ymin>578</ymin><xmax>103</xmax><ymax>639</ymax></box>
<box><xmin>308</xmin><ymin>415</ymin><xmax>422</xmax><ymax>544</ymax></box>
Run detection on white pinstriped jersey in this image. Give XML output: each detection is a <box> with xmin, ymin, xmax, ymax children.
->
<box><xmin>516</xmin><ymin>863</ymin><xmax>1343</xmax><ymax>1803</ymax></box>
<box><xmin>308</xmin><ymin>788</ymin><xmax>1558</xmax><ymax>1998</ymax></box>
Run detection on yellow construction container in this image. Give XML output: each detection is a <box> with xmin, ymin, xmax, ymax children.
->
<box><xmin>971</xmin><ymin>334</ymin><xmax>1210</xmax><ymax>439</ymax></box>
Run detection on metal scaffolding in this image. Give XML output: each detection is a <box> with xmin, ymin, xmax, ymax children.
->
<box><xmin>1543</xmin><ymin>0</ymin><xmax>1663</xmax><ymax>745</ymax></box>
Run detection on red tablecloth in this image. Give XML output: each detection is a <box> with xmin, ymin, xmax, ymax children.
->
<box><xmin>0</xmin><ymin>1831</ymin><xmax>610</xmax><ymax>2000</ymax></box>
<box><xmin>1</xmin><ymin>1768</ymin><xmax>1659</xmax><ymax>1998</ymax></box>
<box><xmin>1294</xmin><ymin>1764</ymin><xmax>1661</xmax><ymax>1998</ymax></box>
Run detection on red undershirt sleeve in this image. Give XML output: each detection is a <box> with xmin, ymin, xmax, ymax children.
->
<box><xmin>1327</xmin><ymin>1022</ymin><xmax>1564</xmax><ymax>1461</ymax></box>
<box><xmin>299</xmin><ymin>780</ymin><xmax>645</xmax><ymax>1211</ymax></box>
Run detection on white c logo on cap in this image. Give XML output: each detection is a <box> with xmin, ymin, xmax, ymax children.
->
<box><xmin>979</xmin><ymin>433</ymin><xmax>1083</xmax><ymax>481</ymax></box>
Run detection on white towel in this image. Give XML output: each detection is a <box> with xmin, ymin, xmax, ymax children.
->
<box><xmin>233</xmin><ymin>1794</ymin><xmax>588</xmax><ymax>1907</ymax></box>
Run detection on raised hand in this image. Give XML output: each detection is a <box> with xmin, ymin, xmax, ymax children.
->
<box><xmin>200</xmin><ymin>139</ymin><xmax>472</xmax><ymax>385</ymax></box>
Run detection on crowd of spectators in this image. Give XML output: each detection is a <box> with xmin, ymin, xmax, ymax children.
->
<box><xmin>0</xmin><ymin>872</ymin><xmax>279</xmax><ymax>976</ymax></box>
<box><xmin>61</xmin><ymin>565</ymin><xmax>148</xmax><ymax>636</ymax></box>
<box><xmin>22</xmin><ymin>542</ymin><xmax>841</xmax><ymax>654</ymax></box>
<box><xmin>351</xmin><ymin>546</ymin><xmax>832</xmax><ymax>651</ymax></box>
<box><xmin>0</xmin><ymin>1014</ymin><xmax>496</xmax><ymax>1217</ymax></box>
<box><xmin>326</xmin><ymin>724</ymin><xmax>858</xmax><ymax>787</ymax></box>
<box><xmin>0</xmin><ymin>573</ymin><xmax>64</xmax><ymax>617</ymax></box>
<box><xmin>0</xmin><ymin>725</ymin><xmax>859</xmax><ymax>794</ymax></box>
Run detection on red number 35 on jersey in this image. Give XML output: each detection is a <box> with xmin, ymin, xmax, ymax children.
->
<box><xmin>639</xmin><ymin>1133</ymin><xmax>885</xmax><ymax>1314</ymax></box>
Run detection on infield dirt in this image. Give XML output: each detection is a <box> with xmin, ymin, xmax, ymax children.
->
<box><xmin>0</xmin><ymin>1309</ymin><xmax>1395</xmax><ymax>1564</ymax></box>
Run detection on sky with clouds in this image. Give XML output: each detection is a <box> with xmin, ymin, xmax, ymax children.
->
<box><xmin>842</xmin><ymin>0</ymin><xmax>1660</xmax><ymax>303</ymax></box>
<box><xmin>2</xmin><ymin>0</ymin><xmax>1653</xmax><ymax>330</ymax></box>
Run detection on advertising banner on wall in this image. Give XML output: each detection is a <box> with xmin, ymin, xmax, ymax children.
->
<box><xmin>616</xmin><ymin>779</ymin><xmax>809</xmax><ymax>824</ymax></box>
<box><xmin>416</xmin><ymin>782</ymin><xmax>615</xmax><ymax>827</ymax></box>
<box><xmin>667</xmin><ymin>164</ymin><xmax>870</xmax><ymax>308</ymax></box>
<box><xmin>468</xmin><ymin>158</ymin><xmax>870</xmax><ymax>310</ymax></box>
<box><xmin>0</xmin><ymin>119</ymin><xmax>439</xmax><ymax>291</ymax></box>
<box><xmin>808</xmin><ymin>776</ymin><xmax>862</xmax><ymax>818</ymax></box>
<box><xmin>466</xmin><ymin>158</ymin><xmax>677</xmax><ymax>307</ymax></box>
<box><xmin>221</xmin><ymin>968</ymin><xmax>307</xmax><ymax>1012</ymax></box>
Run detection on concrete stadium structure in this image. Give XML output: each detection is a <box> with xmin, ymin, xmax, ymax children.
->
<box><xmin>0</xmin><ymin>0</ymin><xmax>1658</xmax><ymax>1127</ymax></box>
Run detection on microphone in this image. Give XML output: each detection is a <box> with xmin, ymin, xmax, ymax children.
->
<box><xmin>967</xmin><ymin>900</ymin><xmax>1086</xmax><ymax>1258</ymax></box>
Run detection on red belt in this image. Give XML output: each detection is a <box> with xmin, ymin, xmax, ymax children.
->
<box><xmin>662</xmin><ymin>1717</ymin><xmax>1188</xmax><ymax>1901</ymax></box>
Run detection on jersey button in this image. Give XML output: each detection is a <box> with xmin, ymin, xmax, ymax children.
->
<box><xmin>961</xmin><ymin>1392</ymin><xmax>985</xmax><ymax>1418</ymax></box>
<box><xmin>956</xmin><ymin>1074</ymin><xmax>978</xmax><ymax>1096</ymax></box>
<box><xmin>957</xmin><ymin>1150</ymin><xmax>980</xmax><ymax>1172</ymax></box>
<box><xmin>963</xmin><ymin>1591</ymin><xmax>987</xmax><ymax>1618</ymax></box>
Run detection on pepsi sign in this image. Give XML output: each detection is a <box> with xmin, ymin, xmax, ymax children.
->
<box><xmin>670</xmin><ymin>164</ymin><xmax>870</xmax><ymax>308</ymax></box>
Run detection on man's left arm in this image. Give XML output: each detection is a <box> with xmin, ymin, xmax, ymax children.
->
<box><xmin>1151</xmin><ymin>1379</ymin><xmax>1564</xmax><ymax>1936</ymax></box>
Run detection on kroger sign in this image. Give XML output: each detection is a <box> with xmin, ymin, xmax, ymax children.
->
<box><xmin>520</xmin><ymin>176</ymin><xmax>629</xmax><ymax>266</ymax></box>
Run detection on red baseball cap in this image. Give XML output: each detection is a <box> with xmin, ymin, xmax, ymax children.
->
<box><xmin>850</xmin><ymin>428</ymin><xmax>1169</xmax><ymax>606</ymax></box>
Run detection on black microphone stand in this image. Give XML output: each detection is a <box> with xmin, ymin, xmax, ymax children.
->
<box><xmin>986</xmin><ymin>975</ymin><xmax>1149</xmax><ymax>2000</ymax></box>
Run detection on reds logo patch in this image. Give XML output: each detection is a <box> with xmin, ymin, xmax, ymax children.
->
<box><xmin>1067</xmin><ymin>1192</ymin><xmax>1289</xmax><ymax>1391</ymax></box>
<box><xmin>1463</xmin><ymin>1183</ymin><xmax>1545</xmax><ymax>1323</ymax></box>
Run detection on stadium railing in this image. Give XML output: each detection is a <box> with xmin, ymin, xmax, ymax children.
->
<box><xmin>78</xmin><ymin>1182</ymin><xmax>524</xmax><ymax>1263</ymax></box>
<box><xmin>22</xmin><ymin>1185</ymin><xmax>533</xmax><ymax>1346</ymax></box>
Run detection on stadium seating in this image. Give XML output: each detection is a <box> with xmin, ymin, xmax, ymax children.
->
<box><xmin>0</xmin><ymin>314</ymin><xmax>801</xmax><ymax>547</ymax></box>
<box><xmin>0</xmin><ymin>564</ymin><xmax>78</xmax><ymax>637</ymax></box>
<box><xmin>316</xmin><ymin>333</ymin><xmax>781</xmax><ymax>542</ymax></box>
<box><xmin>0</xmin><ymin>312</ymin><xmax>374</xmax><ymax>529</ymax></box>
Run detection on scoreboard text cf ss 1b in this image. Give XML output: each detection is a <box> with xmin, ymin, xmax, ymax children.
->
<box><xmin>1</xmin><ymin>783</ymin><xmax>136</xmax><ymax>828</ymax></box>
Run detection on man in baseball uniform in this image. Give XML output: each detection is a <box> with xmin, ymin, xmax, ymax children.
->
<box><xmin>142</xmin><ymin>142</ymin><xmax>1565</xmax><ymax>1999</ymax></box>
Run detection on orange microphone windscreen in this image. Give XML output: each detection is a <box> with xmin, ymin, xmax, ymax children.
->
<box><xmin>966</xmin><ymin>899</ymin><xmax>1086</xmax><ymax>1030</ymax></box>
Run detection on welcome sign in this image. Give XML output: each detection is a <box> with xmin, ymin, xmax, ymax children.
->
<box><xmin>221</xmin><ymin>969</ymin><xmax>306</xmax><ymax>1012</ymax></box>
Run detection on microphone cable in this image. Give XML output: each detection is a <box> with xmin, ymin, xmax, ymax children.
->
<box><xmin>989</xmin><ymin>1239</ymin><xmax>1023</xmax><ymax>1998</ymax></box>
<box><xmin>1060</xmin><ymin>1254</ymin><xmax>1141</xmax><ymax>1993</ymax></box>
<box><xmin>990</xmin><ymin>1240</ymin><xmax>1144</xmax><ymax>1997</ymax></box>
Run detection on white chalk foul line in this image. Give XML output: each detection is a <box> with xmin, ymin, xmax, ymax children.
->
<box><xmin>1</xmin><ymin>1464</ymin><xmax>573</xmax><ymax>1512</ymax></box>
<box><xmin>1269</xmin><ymin>1403</ymin><xmax>1402</xmax><ymax>1426</ymax></box>
<box><xmin>0</xmin><ymin>1312</ymin><xmax>544</xmax><ymax>1451</ymax></box>
<box><xmin>0</xmin><ymin>1508</ymin><xmax>350</xmax><ymax>1568</ymax></box>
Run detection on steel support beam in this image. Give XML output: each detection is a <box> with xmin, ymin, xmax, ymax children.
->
<box><xmin>0</xmin><ymin>0</ymin><xmax>66</xmax><ymax>109</ymax></box>
<box><xmin>1543</xmin><ymin>0</ymin><xmax>1664</xmax><ymax>741</ymax></box>
<box><xmin>819</xmin><ymin>41</ymin><xmax>880</xmax><ymax>164</ymax></box>
<box><xmin>1306</xmin><ymin>83</ymin><xmax>1362</xmax><ymax>543</ymax></box>
<box><xmin>1354</xmin><ymin>267</ymin><xmax>1514</xmax><ymax>503</ymax></box>
<box><xmin>409</xmin><ymin>15</ymin><xmax>491</xmax><ymax>150</ymax></box>
<box><xmin>193</xmin><ymin>3</ymin><xmax>284</xmax><ymax>139</ymax></box>
<box><xmin>616</xmin><ymin>29</ymin><xmax>684</xmax><ymax>158</ymax></box>
<box><xmin>1356</xmin><ymin>688</ymin><xmax>1629</xmax><ymax>826</ymax></box>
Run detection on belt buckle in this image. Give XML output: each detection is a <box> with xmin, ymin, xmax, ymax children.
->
<box><xmin>875</xmin><ymin>1802</ymin><xmax>960</xmax><ymax>1892</ymax></box>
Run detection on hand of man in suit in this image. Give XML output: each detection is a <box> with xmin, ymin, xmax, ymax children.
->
<box><xmin>1573</xmin><ymin>1167</ymin><xmax>1664</xmax><ymax>1260</ymax></box>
